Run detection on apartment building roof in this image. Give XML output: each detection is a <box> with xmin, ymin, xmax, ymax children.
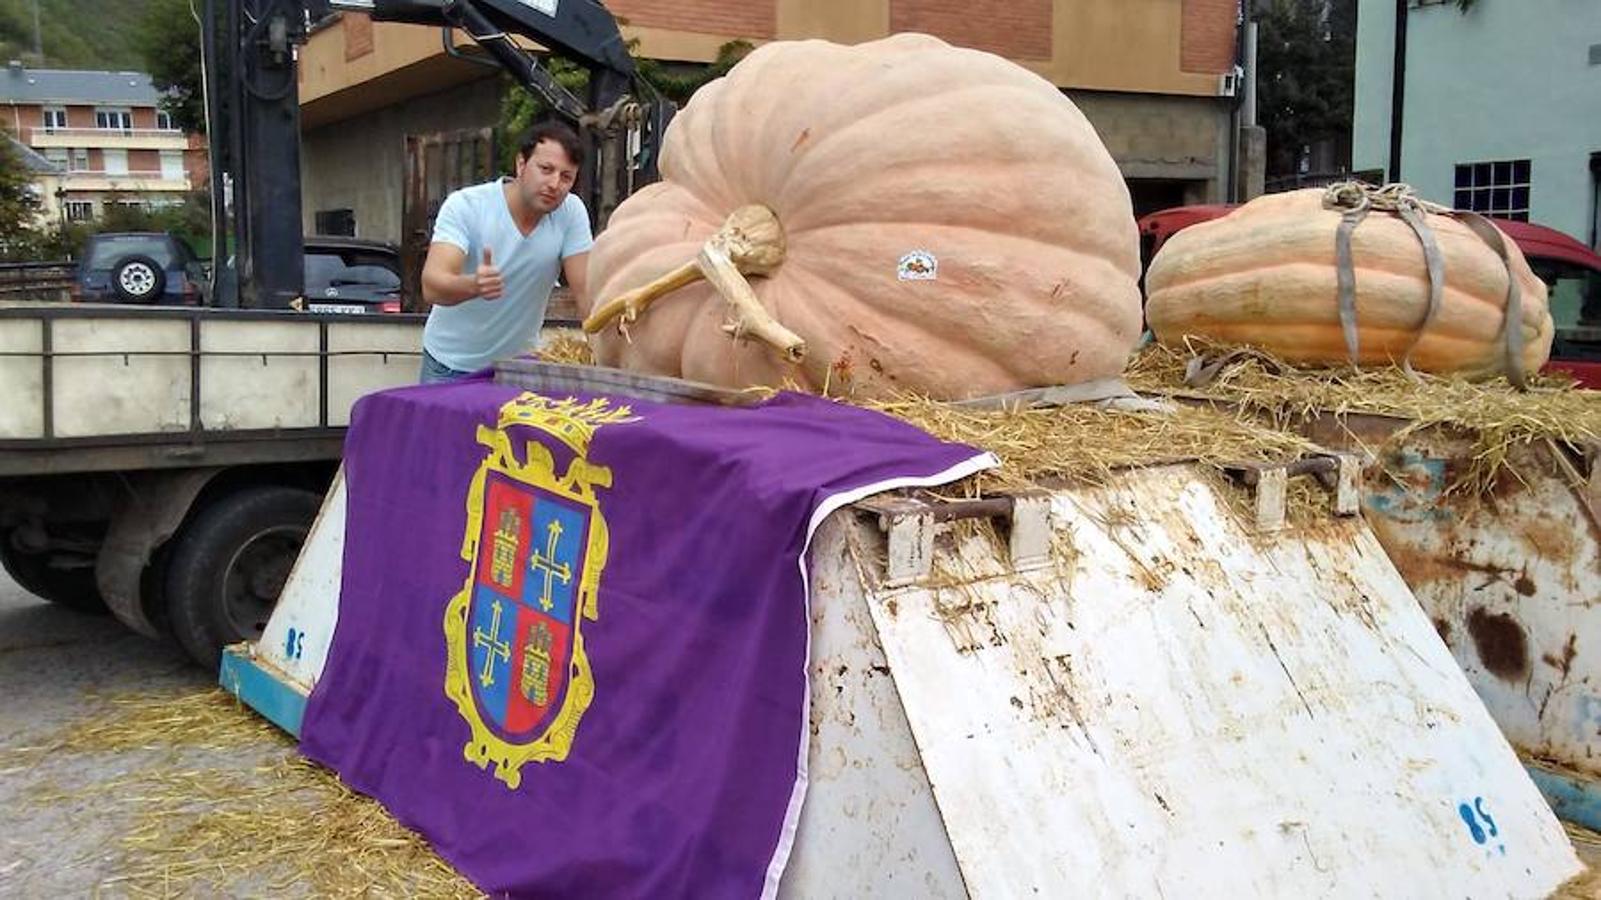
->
<box><xmin>5</xmin><ymin>134</ymin><xmax>62</xmax><ymax>174</ymax></box>
<box><xmin>0</xmin><ymin>63</ymin><xmax>163</xmax><ymax>106</ymax></box>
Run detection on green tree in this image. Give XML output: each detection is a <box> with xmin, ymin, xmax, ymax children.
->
<box><xmin>0</xmin><ymin>135</ymin><xmax>44</xmax><ymax>260</ymax></box>
<box><xmin>495</xmin><ymin>39</ymin><xmax>754</xmax><ymax>167</ymax></box>
<box><xmin>135</xmin><ymin>0</ymin><xmax>206</xmax><ymax>133</ymax></box>
<box><xmin>1255</xmin><ymin>0</ymin><xmax>1356</xmax><ymax>179</ymax></box>
<box><xmin>0</xmin><ymin>0</ymin><xmax>151</xmax><ymax>68</ymax></box>
<box><xmin>636</xmin><ymin>39</ymin><xmax>753</xmax><ymax>105</ymax></box>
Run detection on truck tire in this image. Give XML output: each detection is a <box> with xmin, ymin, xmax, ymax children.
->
<box><xmin>164</xmin><ymin>486</ymin><xmax>320</xmax><ymax>669</ymax></box>
<box><xmin>0</xmin><ymin>535</ymin><xmax>107</xmax><ymax>614</ymax></box>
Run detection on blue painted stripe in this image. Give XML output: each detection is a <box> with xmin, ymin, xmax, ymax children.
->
<box><xmin>1525</xmin><ymin>761</ymin><xmax>1601</xmax><ymax>834</ymax></box>
<box><xmin>219</xmin><ymin>647</ymin><xmax>308</xmax><ymax>739</ymax></box>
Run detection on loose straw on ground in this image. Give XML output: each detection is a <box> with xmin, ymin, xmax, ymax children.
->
<box><xmin>16</xmin><ymin>688</ymin><xmax>480</xmax><ymax>899</ymax></box>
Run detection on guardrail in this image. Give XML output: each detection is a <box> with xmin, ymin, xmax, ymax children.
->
<box><xmin>35</xmin><ymin>127</ymin><xmax>186</xmax><ymax>140</ymax></box>
<box><xmin>0</xmin><ymin>261</ymin><xmax>75</xmax><ymax>302</ymax></box>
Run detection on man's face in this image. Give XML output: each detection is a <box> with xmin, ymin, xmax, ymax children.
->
<box><xmin>515</xmin><ymin>139</ymin><xmax>579</xmax><ymax>216</ymax></box>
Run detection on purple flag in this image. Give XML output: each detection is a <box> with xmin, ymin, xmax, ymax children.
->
<box><xmin>299</xmin><ymin>374</ymin><xmax>992</xmax><ymax>898</ymax></box>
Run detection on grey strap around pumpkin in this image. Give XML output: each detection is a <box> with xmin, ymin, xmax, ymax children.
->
<box><xmin>1324</xmin><ymin>182</ymin><xmax>1453</xmax><ymax>378</ymax></box>
<box><xmin>1333</xmin><ymin>199</ymin><xmax>1371</xmax><ymax>367</ymax></box>
<box><xmin>1393</xmin><ymin>200</ymin><xmax>1446</xmax><ymax>379</ymax></box>
<box><xmin>1452</xmin><ymin>210</ymin><xmax>1527</xmax><ymax>388</ymax></box>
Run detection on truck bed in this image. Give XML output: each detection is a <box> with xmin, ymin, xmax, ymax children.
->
<box><xmin>0</xmin><ymin>302</ymin><xmax>426</xmax><ymax>476</ymax></box>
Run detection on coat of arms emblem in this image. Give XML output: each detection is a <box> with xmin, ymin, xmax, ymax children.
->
<box><xmin>443</xmin><ymin>392</ymin><xmax>635</xmax><ymax>789</ymax></box>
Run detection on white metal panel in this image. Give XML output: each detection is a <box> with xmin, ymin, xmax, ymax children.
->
<box><xmin>866</xmin><ymin>465</ymin><xmax>1580</xmax><ymax>898</ymax></box>
<box><xmin>1365</xmin><ymin>440</ymin><xmax>1601</xmax><ymax>781</ymax></box>
<box><xmin>52</xmin><ymin>317</ymin><xmax>189</xmax><ymax>437</ymax></box>
<box><xmin>199</xmin><ymin>319</ymin><xmax>320</xmax><ymax>429</ymax></box>
<box><xmin>325</xmin><ymin>320</ymin><xmax>424</xmax><ymax>426</ymax></box>
<box><xmin>248</xmin><ymin>461</ymin><xmax>1582</xmax><ymax>896</ymax></box>
<box><xmin>257</xmin><ymin>471</ymin><xmax>347</xmax><ymax>690</ymax></box>
<box><xmin>778</xmin><ymin>515</ymin><xmax>966</xmax><ymax>899</ymax></box>
<box><xmin>0</xmin><ymin>319</ymin><xmax>43</xmax><ymax>439</ymax></box>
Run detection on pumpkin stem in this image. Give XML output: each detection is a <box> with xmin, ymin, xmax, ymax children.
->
<box><xmin>582</xmin><ymin>204</ymin><xmax>807</xmax><ymax>363</ymax></box>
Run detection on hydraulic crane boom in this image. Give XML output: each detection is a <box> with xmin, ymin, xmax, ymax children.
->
<box><xmin>202</xmin><ymin>0</ymin><xmax>672</xmax><ymax>308</ymax></box>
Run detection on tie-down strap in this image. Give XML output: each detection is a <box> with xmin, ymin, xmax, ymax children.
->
<box><xmin>1322</xmin><ymin>181</ymin><xmax>1526</xmax><ymax>388</ymax></box>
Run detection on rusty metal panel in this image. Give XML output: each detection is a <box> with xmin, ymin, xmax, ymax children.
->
<box><xmin>777</xmin><ymin>513</ymin><xmax>966</xmax><ymax>898</ymax></box>
<box><xmin>1364</xmin><ymin>437</ymin><xmax>1601</xmax><ymax>782</ymax></box>
<box><xmin>862</xmin><ymin>464</ymin><xmax>1580</xmax><ymax>897</ymax></box>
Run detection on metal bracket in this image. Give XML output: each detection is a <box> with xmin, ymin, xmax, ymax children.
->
<box><xmin>1224</xmin><ymin>452</ymin><xmax>1365</xmax><ymax>532</ymax></box>
<box><xmin>856</xmin><ymin>491</ymin><xmax>1054</xmax><ymax>587</ymax></box>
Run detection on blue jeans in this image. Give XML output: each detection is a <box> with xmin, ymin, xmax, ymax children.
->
<box><xmin>419</xmin><ymin>349</ymin><xmax>473</xmax><ymax>384</ymax></box>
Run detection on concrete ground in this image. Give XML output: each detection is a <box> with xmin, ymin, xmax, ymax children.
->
<box><xmin>2</xmin><ymin>568</ymin><xmax>1599</xmax><ymax>897</ymax></box>
<box><xmin>0</xmin><ymin>570</ymin><xmax>294</xmax><ymax>895</ymax></box>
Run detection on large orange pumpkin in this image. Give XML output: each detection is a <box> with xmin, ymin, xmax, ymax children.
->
<box><xmin>1144</xmin><ymin>188</ymin><xmax>1553</xmax><ymax>380</ymax></box>
<box><xmin>580</xmin><ymin>33</ymin><xmax>1142</xmax><ymax>400</ymax></box>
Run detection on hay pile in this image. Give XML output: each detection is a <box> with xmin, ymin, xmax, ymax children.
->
<box><xmin>18</xmin><ymin>689</ymin><xmax>478</xmax><ymax>898</ymax></box>
<box><xmin>1556</xmin><ymin>819</ymin><xmax>1601</xmax><ymax>899</ymax></box>
<box><xmin>535</xmin><ymin>333</ymin><xmax>597</xmax><ymax>366</ymax></box>
<box><xmin>862</xmin><ymin>391</ymin><xmax>1318</xmax><ymax>494</ymax></box>
<box><xmin>527</xmin><ymin>334</ymin><xmax>1321</xmax><ymax>493</ymax></box>
<box><xmin>1128</xmin><ymin>338</ymin><xmax>1601</xmax><ymax>494</ymax></box>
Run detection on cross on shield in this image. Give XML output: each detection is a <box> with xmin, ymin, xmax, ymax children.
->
<box><xmin>468</xmin><ymin>472</ymin><xmax>592</xmax><ymax>740</ymax></box>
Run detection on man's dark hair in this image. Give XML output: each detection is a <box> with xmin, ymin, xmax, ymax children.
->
<box><xmin>518</xmin><ymin>121</ymin><xmax>585</xmax><ymax>169</ymax></box>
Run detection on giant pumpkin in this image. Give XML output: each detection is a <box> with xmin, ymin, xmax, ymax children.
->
<box><xmin>1144</xmin><ymin>187</ymin><xmax>1553</xmax><ymax>381</ymax></box>
<box><xmin>580</xmin><ymin>33</ymin><xmax>1143</xmax><ymax>400</ymax></box>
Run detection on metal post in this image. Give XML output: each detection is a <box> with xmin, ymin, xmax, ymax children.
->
<box><xmin>1388</xmin><ymin>0</ymin><xmax>1408</xmax><ymax>184</ymax></box>
<box><xmin>1243</xmin><ymin>21</ymin><xmax>1259</xmax><ymax>128</ymax></box>
<box><xmin>231</xmin><ymin>0</ymin><xmax>307</xmax><ymax>309</ymax></box>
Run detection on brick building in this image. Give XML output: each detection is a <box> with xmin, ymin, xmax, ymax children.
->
<box><xmin>297</xmin><ymin>0</ymin><xmax>1245</xmax><ymax>245</ymax></box>
<box><xmin>0</xmin><ymin>62</ymin><xmax>209</xmax><ymax>224</ymax></box>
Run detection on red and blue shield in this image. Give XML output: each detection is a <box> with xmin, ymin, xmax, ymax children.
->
<box><xmin>466</xmin><ymin>470</ymin><xmax>591</xmax><ymax>740</ymax></box>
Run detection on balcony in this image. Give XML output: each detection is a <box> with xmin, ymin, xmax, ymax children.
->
<box><xmin>62</xmin><ymin>169</ymin><xmax>191</xmax><ymax>192</ymax></box>
<box><xmin>31</xmin><ymin>128</ymin><xmax>189</xmax><ymax>151</ymax></box>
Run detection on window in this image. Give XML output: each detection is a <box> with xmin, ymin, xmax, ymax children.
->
<box><xmin>160</xmin><ymin>150</ymin><xmax>185</xmax><ymax>180</ymax></box>
<box><xmin>303</xmin><ymin>250</ymin><xmax>402</xmax><ymax>293</ymax></box>
<box><xmin>1454</xmin><ymin>159</ymin><xmax>1532</xmax><ymax>221</ymax></box>
<box><xmin>315</xmin><ymin>208</ymin><xmax>356</xmax><ymax>237</ymax></box>
<box><xmin>41</xmin><ymin>107</ymin><xmax>66</xmax><ymax>131</ymax></box>
<box><xmin>69</xmin><ymin>148</ymin><xmax>88</xmax><ymax>171</ymax></box>
<box><xmin>103</xmin><ymin>148</ymin><xmax>128</xmax><ymax>175</ymax></box>
<box><xmin>155</xmin><ymin>110</ymin><xmax>174</xmax><ymax>131</ymax></box>
<box><xmin>94</xmin><ymin>108</ymin><xmax>132</xmax><ymax>131</ymax></box>
<box><xmin>42</xmin><ymin>148</ymin><xmax>67</xmax><ymax>169</ymax></box>
<box><xmin>65</xmin><ymin>200</ymin><xmax>94</xmax><ymax>222</ymax></box>
<box><xmin>86</xmin><ymin>233</ymin><xmax>180</xmax><ymax>268</ymax></box>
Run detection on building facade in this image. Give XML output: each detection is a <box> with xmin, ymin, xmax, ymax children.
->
<box><xmin>0</xmin><ymin>63</ymin><xmax>209</xmax><ymax>224</ymax></box>
<box><xmin>1353</xmin><ymin>0</ymin><xmax>1601</xmax><ymax>246</ymax></box>
<box><xmin>296</xmin><ymin>0</ymin><xmax>1246</xmax><ymax>244</ymax></box>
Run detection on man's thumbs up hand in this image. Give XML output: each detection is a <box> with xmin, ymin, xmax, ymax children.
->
<box><xmin>475</xmin><ymin>247</ymin><xmax>503</xmax><ymax>300</ymax></box>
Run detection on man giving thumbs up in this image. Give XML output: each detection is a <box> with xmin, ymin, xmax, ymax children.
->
<box><xmin>417</xmin><ymin>121</ymin><xmax>593</xmax><ymax>383</ymax></box>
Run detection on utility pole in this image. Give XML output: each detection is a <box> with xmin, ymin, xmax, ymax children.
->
<box><xmin>1388</xmin><ymin>0</ymin><xmax>1408</xmax><ymax>183</ymax></box>
<box><xmin>30</xmin><ymin>0</ymin><xmax>43</xmax><ymax>60</ymax></box>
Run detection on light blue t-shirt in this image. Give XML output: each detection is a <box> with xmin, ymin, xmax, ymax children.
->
<box><xmin>423</xmin><ymin>179</ymin><xmax>593</xmax><ymax>372</ymax></box>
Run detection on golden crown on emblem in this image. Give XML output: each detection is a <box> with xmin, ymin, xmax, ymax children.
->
<box><xmin>496</xmin><ymin>394</ymin><xmax>637</xmax><ymax>456</ymax></box>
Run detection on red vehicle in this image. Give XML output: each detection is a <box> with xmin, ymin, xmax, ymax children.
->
<box><xmin>1137</xmin><ymin>205</ymin><xmax>1601</xmax><ymax>387</ymax></box>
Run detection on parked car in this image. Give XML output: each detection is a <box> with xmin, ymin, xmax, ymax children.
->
<box><xmin>211</xmin><ymin>236</ymin><xmax>407</xmax><ymax>313</ymax></box>
<box><xmin>1135</xmin><ymin>204</ymin><xmax>1601</xmax><ymax>387</ymax></box>
<box><xmin>300</xmin><ymin>237</ymin><xmax>406</xmax><ymax>314</ymax></box>
<box><xmin>73</xmin><ymin>232</ymin><xmax>207</xmax><ymax>305</ymax></box>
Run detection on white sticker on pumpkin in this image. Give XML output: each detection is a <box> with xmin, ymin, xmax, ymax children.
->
<box><xmin>897</xmin><ymin>251</ymin><xmax>938</xmax><ymax>281</ymax></box>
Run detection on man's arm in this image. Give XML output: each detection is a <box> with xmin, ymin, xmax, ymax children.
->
<box><xmin>422</xmin><ymin>243</ymin><xmax>503</xmax><ymax>307</ymax></box>
<box><xmin>561</xmin><ymin>252</ymin><xmax>589</xmax><ymax>310</ymax></box>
